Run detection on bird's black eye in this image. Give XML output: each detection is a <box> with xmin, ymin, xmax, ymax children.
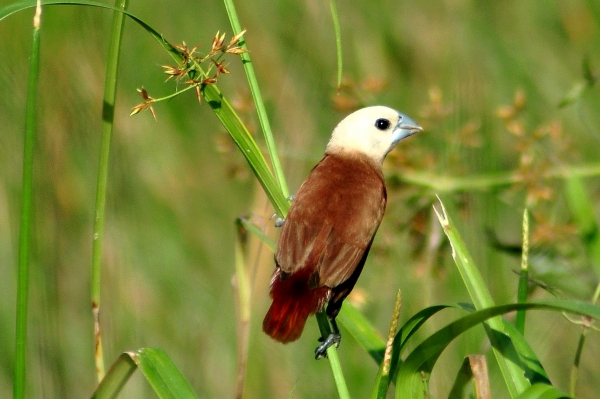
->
<box><xmin>374</xmin><ymin>118</ymin><xmax>391</xmax><ymax>131</ymax></box>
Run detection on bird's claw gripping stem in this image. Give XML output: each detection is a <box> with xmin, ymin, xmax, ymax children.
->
<box><xmin>314</xmin><ymin>332</ymin><xmax>341</xmax><ymax>359</ymax></box>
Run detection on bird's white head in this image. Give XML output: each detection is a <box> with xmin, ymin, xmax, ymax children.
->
<box><xmin>326</xmin><ymin>106</ymin><xmax>422</xmax><ymax>165</ymax></box>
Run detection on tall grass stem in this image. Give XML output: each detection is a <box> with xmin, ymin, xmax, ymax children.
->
<box><xmin>222</xmin><ymin>0</ymin><xmax>290</xmax><ymax>200</ymax></box>
<box><xmin>13</xmin><ymin>3</ymin><xmax>42</xmax><ymax>398</ymax></box>
<box><xmin>91</xmin><ymin>0</ymin><xmax>129</xmax><ymax>383</ymax></box>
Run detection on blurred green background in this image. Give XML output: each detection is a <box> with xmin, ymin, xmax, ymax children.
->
<box><xmin>2</xmin><ymin>0</ymin><xmax>600</xmax><ymax>398</ymax></box>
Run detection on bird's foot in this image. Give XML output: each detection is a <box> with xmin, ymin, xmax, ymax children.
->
<box><xmin>273</xmin><ymin>195</ymin><xmax>295</xmax><ymax>227</ymax></box>
<box><xmin>314</xmin><ymin>332</ymin><xmax>341</xmax><ymax>360</ymax></box>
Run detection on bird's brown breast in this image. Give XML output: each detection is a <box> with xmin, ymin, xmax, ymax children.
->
<box><xmin>275</xmin><ymin>152</ymin><xmax>387</xmax><ymax>289</ymax></box>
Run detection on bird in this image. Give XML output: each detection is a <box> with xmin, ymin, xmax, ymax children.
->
<box><xmin>262</xmin><ymin>106</ymin><xmax>422</xmax><ymax>358</ymax></box>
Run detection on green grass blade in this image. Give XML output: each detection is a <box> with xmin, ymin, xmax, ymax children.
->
<box><xmin>390</xmin><ymin>304</ymin><xmax>470</xmax><ymax>382</ymax></box>
<box><xmin>434</xmin><ymin>197</ymin><xmax>530</xmax><ymax>397</ymax></box>
<box><xmin>14</xmin><ymin>3</ymin><xmax>42</xmax><ymax>399</ymax></box>
<box><xmin>564</xmin><ymin>176</ymin><xmax>600</xmax><ymax>274</ymax></box>
<box><xmin>338</xmin><ymin>302</ymin><xmax>386</xmax><ymax>364</ymax></box>
<box><xmin>91</xmin><ymin>0</ymin><xmax>129</xmax><ymax>382</ymax></box>
<box><xmin>91</xmin><ymin>348</ymin><xmax>200</xmax><ymax>398</ymax></box>
<box><xmin>222</xmin><ymin>0</ymin><xmax>289</xmax><ymax>198</ymax></box>
<box><xmin>91</xmin><ymin>353</ymin><xmax>138</xmax><ymax>399</ymax></box>
<box><xmin>395</xmin><ymin>301</ymin><xmax>600</xmax><ymax>398</ymax></box>
<box><xmin>201</xmin><ymin>84</ymin><xmax>290</xmax><ymax>216</ymax></box>
<box><xmin>134</xmin><ymin>348</ymin><xmax>199</xmax><ymax>399</ymax></box>
<box><xmin>514</xmin><ymin>383</ymin><xmax>571</xmax><ymax>399</ymax></box>
<box><xmin>238</xmin><ymin>217</ymin><xmax>276</xmax><ymax>251</ymax></box>
<box><xmin>329</xmin><ymin>0</ymin><xmax>343</xmax><ymax>90</ymax></box>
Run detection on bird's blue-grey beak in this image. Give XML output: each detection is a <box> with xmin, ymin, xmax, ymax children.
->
<box><xmin>391</xmin><ymin>113</ymin><xmax>423</xmax><ymax>144</ymax></box>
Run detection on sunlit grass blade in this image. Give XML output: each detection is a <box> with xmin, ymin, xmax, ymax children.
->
<box><xmin>395</xmin><ymin>301</ymin><xmax>600</xmax><ymax>398</ymax></box>
<box><xmin>434</xmin><ymin>197</ymin><xmax>530</xmax><ymax>397</ymax></box>
<box><xmin>365</xmin><ymin>303</ymin><xmax>471</xmax><ymax>398</ymax></box>
<box><xmin>513</xmin><ymin>383</ymin><xmax>570</xmax><ymax>399</ymax></box>
<box><xmin>91</xmin><ymin>348</ymin><xmax>199</xmax><ymax>398</ymax></box>
<box><xmin>14</xmin><ymin>3</ymin><xmax>42</xmax><ymax>399</ymax></box>
<box><xmin>447</xmin><ymin>355</ymin><xmax>489</xmax><ymax>399</ymax></box>
<box><xmin>134</xmin><ymin>348</ymin><xmax>199</xmax><ymax>399</ymax></box>
<box><xmin>91</xmin><ymin>353</ymin><xmax>137</xmax><ymax>399</ymax></box>
<box><xmin>390</xmin><ymin>303</ymin><xmax>471</xmax><ymax>382</ymax></box>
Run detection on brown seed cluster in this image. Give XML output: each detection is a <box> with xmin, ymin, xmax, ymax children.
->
<box><xmin>131</xmin><ymin>30</ymin><xmax>248</xmax><ymax>119</ymax></box>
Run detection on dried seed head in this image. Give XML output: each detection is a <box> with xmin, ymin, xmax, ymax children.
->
<box><xmin>228</xmin><ymin>29</ymin><xmax>247</xmax><ymax>47</ymax></box>
<box><xmin>225</xmin><ymin>47</ymin><xmax>248</xmax><ymax>55</ymax></box>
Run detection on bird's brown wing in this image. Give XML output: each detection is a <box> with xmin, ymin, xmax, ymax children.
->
<box><xmin>275</xmin><ymin>153</ymin><xmax>386</xmax><ymax>289</ymax></box>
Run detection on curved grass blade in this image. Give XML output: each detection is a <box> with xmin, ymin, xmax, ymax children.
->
<box><xmin>134</xmin><ymin>348</ymin><xmax>199</xmax><ymax>399</ymax></box>
<box><xmin>338</xmin><ymin>301</ymin><xmax>386</xmax><ymax>364</ymax></box>
<box><xmin>91</xmin><ymin>348</ymin><xmax>198</xmax><ymax>399</ymax></box>
<box><xmin>91</xmin><ymin>353</ymin><xmax>137</xmax><ymax>399</ymax></box>
<box><xmin>371</xmin><ymin>303</ymin><xmax>472</xmax><ymax>398</ymax></box>
<box><xmin>514</xmin><ymin>383</ymin><xmax>570</xmax><ymax>399</ymax></box>
<box><xmin>434</xmin><ymin>197</ymin><xmax>529</xmax><ymax>396</ymax></box>
<box><xmin>395</xmin><ymin>300</ymin><xmax>600</xmax><ymax>398</ymax></box>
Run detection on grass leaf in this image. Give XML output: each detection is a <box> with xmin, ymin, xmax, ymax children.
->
<box><xmin>395</xmin><ymin>301</ymin><xmax>600</xmax><ymax>398</ymax></box>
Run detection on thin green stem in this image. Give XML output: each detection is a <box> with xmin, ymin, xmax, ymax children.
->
<box><xmin>222</xmin><ymin>0</ymin><xmax>290</xmax><ymax>200</ymax></box>
<box><xmin>515</xmin><ymin>209</ymin><xmax>529</xmax><ymax>334</ymax></box>
<box><xmin>570</xmin><ymin>282</ymin><xmax>600</xmax><ymax>397</ymax></box>
<box><xmin>398</xmin><ymin>163</ymin><xmax>600</xmax><ymax>193</ymax></box>
<box><xmin>329</xmin><ymin>0</ymin><xmax>343</xmax><ymax>91</ymax></box>
<box><xmin>14</xmin><ymin>3</ymin><xmax>42</xmax><ymax>398</ymax></box>
<box><xmin>316</xmin><ymin>312</ymin><xmax>351</xmax><ymax>399</ymax></box>
<box><xmin>91</xmin><ymin>0</ymin><xmax>129</xmax><ymax>383</ymax></box>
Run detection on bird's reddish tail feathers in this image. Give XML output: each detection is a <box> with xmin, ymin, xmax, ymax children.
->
<box><xmin>263</xmin><ymin>269</ymin><xmax>329</xmax><ymax>343</ymax></box>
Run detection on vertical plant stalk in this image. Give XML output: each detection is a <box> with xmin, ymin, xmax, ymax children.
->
<box><xmin>14</xmin><ymin>3</ymin><xmax>42</xmax><ymax>398</ymax></box>
<box><xmin>233</xmin><ymin>219</ymin><xmax>252</xmax><ymax>399</ymax></box>
<box><xmin>329</xmin><ymin>0</ymin><xmax>343</xmax><ymax>92</ymax></box>
<box><xmin>515</xmin><ymin>209</ymin><xmax>529</xmax><ymax>334</ymax></box>
<box><xmin>222</xmin><ymin>0</ymin><xmax>289</xmax><ymax>199</ymax></box>
<box><xmin>91</xmin><ymin>0</ymin><xmax>129</xmax><ymax>383</ymax></box>
<box><xmin>315</xmin><ymin>312</ymin><xmax>351</xmax><ymax>399</ymax></box>
<box><xmin>221</xmin><ymin>1</ymin><xmax>349</xmax><ymax>395</ymax></box>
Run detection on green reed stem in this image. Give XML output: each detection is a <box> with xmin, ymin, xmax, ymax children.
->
<box><xmin>14</xmin><ymin>3</ymin><xmax>42</xmax><ymax>398</ymax></box>
<box><xmin>91</xmin><ymin>0</ymin><xmax>129</xmax><ymax>383</ymax></box>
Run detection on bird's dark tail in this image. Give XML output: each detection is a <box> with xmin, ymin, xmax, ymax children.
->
<box><xmin>262</xmin><ymin>269</ymin><xmax>330</xmax><ymax>343</ymax></box>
